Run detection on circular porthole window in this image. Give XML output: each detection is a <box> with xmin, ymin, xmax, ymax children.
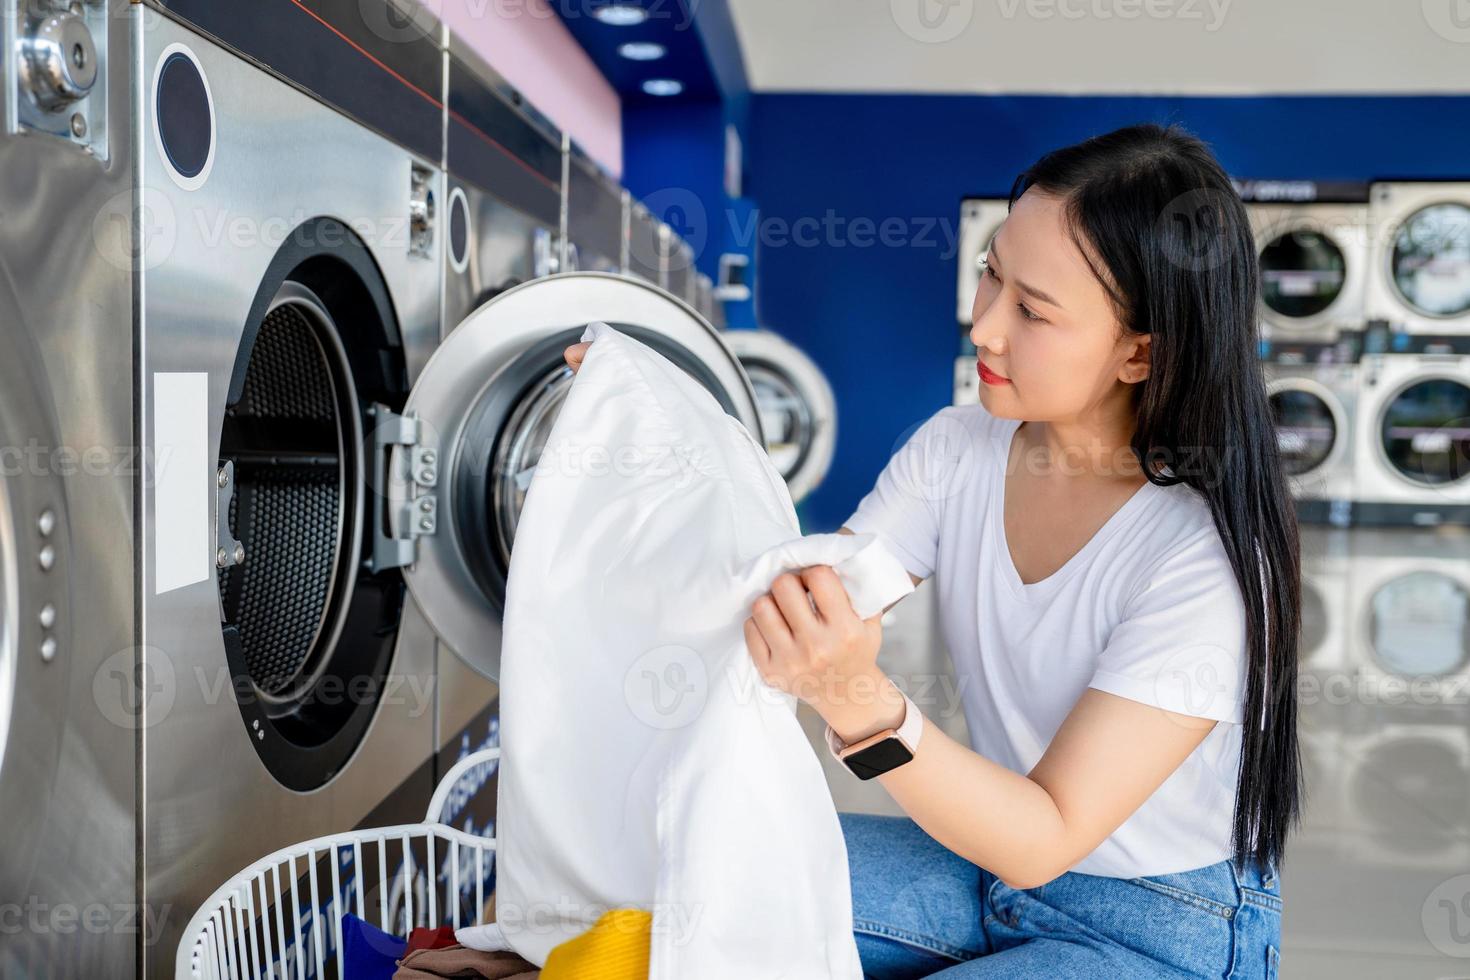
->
<box><xmin>1391</xmin><ymin>202</ymin><xmax>1470</xmax><ymax>318</ymax></box>
<box><xmin>218</xmin><ymin>288</ymin><xmax>363</xmax><ymax>700</ymax></box>
<box><xmin>1269</xmin><ymin>386</ymin><xmax>1338</xmax><ymax>475</ymax></box>
<box><xmin>151</xmin><ymin>43</ymin><xmax>216</xmax><ymax>190</ymax></box>
<box><xmin>1260</xmin><ymin>229</ymin><xmax>1347</xmax><ymax>320</ymax></box>
<box><xmin>1378</xmin><ymin>378</ymin><xmax>1470</xmax><ymax>486</ymax></box>
<box><xmin>1368</xmin><ymin>571</ymin><xmax>1470</xmax><ymax>678</ymax></box>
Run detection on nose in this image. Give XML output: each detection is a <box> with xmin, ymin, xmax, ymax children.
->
<box><xmin>970</xmin><ymin>294</ymin><xmax>1008</xmax><ymax>356</ymax></box>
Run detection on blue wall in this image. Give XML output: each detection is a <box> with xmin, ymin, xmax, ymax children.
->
<box><xmin>742</xmin><ymin>94</ymin><xmax>1470</xmax><ymax>532</ymax></box>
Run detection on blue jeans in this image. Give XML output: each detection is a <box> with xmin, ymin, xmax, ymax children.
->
<box><xmin>840</xmin><ymin>812</ymin><xmax>1282</xmax><ymax>979</ymax></box>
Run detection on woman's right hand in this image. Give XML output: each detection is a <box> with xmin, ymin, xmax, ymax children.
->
<box><xmin>564</xmin><ymin>341</ymin><xmax>592</xmax><ymax>374</ymax></box>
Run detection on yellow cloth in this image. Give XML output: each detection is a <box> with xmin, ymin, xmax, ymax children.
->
<box><xmin>540</xmin><ymin>908</ymin><xmax>651</xmax><ymax>979</ymax></box>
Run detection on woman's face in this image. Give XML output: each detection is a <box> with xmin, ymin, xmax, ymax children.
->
<box><xmin>969</xmin><ymin>188</ymin><xmax>1150</xmax><ymax>423</ymax></box>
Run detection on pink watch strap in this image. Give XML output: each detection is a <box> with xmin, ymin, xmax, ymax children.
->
<box><xmin>824</xmin><ymin>685</ymin><xmax>922</xmax><ymax>763</ymax></box>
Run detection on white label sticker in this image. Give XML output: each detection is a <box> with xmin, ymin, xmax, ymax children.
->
<box><xmin>153</xmin><ymin>372</ymin><xmax>209</xmax><ymax>594</ymax></box>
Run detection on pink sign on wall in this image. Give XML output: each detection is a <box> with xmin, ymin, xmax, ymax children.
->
<box><xmin>426</xmin><ymin>0</ymin><xmax>622</xmax><ymax>177</ymax></box>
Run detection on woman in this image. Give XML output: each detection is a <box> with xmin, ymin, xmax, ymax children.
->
<box><xmin>565</xmin><ymin>123</ymin><xmax>1300</xmax><ymax>978</ymax></box>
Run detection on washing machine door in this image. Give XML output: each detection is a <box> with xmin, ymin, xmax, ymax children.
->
<box><xmin>0</xmin><ymin>273</ymin><xmax>72</xmax><ymax>898</ymax></box>
<box><xmin>723</xmin><ymin>329</ymin><xmax>838</xmax><ymax>506</ymax></box>
<box><xmin>390</xmin><ymin>272</ymin><xmax>762</xmax><ymax>680</ymax></box>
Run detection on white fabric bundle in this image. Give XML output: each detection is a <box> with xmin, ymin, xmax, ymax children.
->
<box><xmin>457</xmin><ymin>321</ymin><xmax>913</xmax><ymax>977</ymax></box>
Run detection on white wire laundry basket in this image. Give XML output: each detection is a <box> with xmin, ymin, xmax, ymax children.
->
<box><xmin>175</xmin><ymin>747</ymin><xmax>503</xmax><ymax>980</ymax></box>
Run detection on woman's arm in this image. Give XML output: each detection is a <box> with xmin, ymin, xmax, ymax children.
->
<box><xmin>745</xmin><ymin>561</ymin><xmax>1216</xmax><ymax>891</ymax></box>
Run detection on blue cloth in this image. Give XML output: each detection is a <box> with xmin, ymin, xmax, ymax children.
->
<box><xmin>340</xmin><ymin>913</ymin><xmax>406</xmax><ymax>980</ymax></box>
<box><xmin>840</xmin><ymin>812</ymin><xmax>1282</xmax><ymax>978</ymax></box>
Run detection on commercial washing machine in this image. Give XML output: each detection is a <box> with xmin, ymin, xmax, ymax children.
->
<box><xmin>0</xmin><ymin>1</ymin><xmax>137</xmax><ymax>975</ymax></box>
<box><xmin>661</xmin><ymin>221</ymin><xmax>697</xmax><ymax>306</ymax></box>
<box><xmin>1354</xmin><ymin>344</ymin><xmax>1470</xmax><ymax>526</ymax></box>
<box><xmin>625</xmin><ymin>197</ymin><xmax>662</xmax><ymax>285</ymax></box>
<box><xmin>1248</xmin><ymin>200</ymin><xmax>1371</xmax><ymax>344</ymax></box>
<box><xmin>563</xmin><ymin>140</ymin><xmax>625</xmax><ymax>276</ymax></box>
<box><xmin>956</xmin><ymin>198</ymin><xmax>1009</xmax><ymax>327</ymax></box>
<box><xmin>1367</xmin><ymin>181</ymin><xmax>1470</xmax><ymax>337</ymax></box>
<box><xmin>136</xmin><ymin>3</ymin><xmax>447</xmax><ymax>972</ymax></box>
<box><xmin>442</xmin><ymin>32</ymin><xmax>563</xmax><ymax>338</ymax></box>
<box><xmin>433</xmin><ymin>33</ymin><xmax>567</xmax><ymax>861</ymax></box>
<box><xmin>1263</xmin><ymin>355</ymin><xmax>1359</xmax><ymax>525</ymax></box>
<box><xmin>722</xmin><ymin>329</ymin><xmax>838</xmax><ymax>507</ymax></box>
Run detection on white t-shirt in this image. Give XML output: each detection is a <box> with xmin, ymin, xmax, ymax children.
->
<box><xmin>844</xmin><ymin>403</ymin><xmax>1249</xmax><ymax>878</ymax></box>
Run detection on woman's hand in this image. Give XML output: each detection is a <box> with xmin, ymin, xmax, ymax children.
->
<box><xmin>564</xmin><ymin>341</ymin><xmax>592</xmax><ymax>374</ymax></box>
<box><xmin>746</xmin><ymin>567</ymin><xmax>882</xmax><ymax>714</ymax></box>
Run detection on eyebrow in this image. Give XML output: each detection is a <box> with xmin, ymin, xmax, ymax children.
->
<box><xmin>988</xmin><ymin>241</ymin><xmax>1064</xmax><ymax>310</ymax></box>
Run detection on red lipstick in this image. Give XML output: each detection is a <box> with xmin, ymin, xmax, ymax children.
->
<box><xmin>978</xmin><ymin>360</ymin><xmax>1011</xmax><ymax>386</ymax></box>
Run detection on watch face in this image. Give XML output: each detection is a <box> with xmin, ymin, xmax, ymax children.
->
<box><xmin>844</xmin><ymin>738</ymin><xmax>914</xmax><ymax>780</ymax></box>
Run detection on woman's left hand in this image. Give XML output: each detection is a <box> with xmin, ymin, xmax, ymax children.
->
<box><xmin>743</xmin><ymin>565</ymin><xmax>883</xmax><ymax>707</ymax></box>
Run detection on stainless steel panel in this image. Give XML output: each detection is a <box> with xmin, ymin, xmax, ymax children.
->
<box><xmin>565</xmin><ymin>149</ymin><xmax>623</xmax><ymax>274</ymax></box>
<box><xmin>0</xmin><ymin>1</ymin><xmax>136</xmax><ymax>976</ymax></box>
<box><xmin>443</xmin><ymin>177</ymin><xmax>557</xmax><ymax>335</ymax></box>
<box><xmin>139</xmin><ymin>12</ymin><xmax>439</xmax><ymax>975</ymax></box>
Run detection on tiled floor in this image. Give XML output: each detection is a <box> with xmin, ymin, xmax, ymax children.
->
<box><xmin>800</xmin><ymin>524</ymin><xmax>1470</xmax><ymax>977</ymax></box>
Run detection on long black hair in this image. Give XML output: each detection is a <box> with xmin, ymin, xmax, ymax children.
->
<box><xmin>1009</xmin><ymin>123</ymin><xmax>1301</xmax><ymax>872</ymax></box>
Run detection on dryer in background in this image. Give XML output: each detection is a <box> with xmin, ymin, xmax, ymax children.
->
<box><xmin>0</xmin><ymin>1</ymin><xmax>135</xmax><ymax>974</ymax></box>
<box><xmin>564</xmin><ymin>139</ymin><xmax>624</xmax><ymax>275</ymax></box>
<box><xmin>1354</xmin><ymin>346</ymin><xmax>1470</xmax><ymax>526</ymax></box>
<box><xmin>1263</xmin><ymin>355</ymin><xmax>1359</xmax><ymax>526</ymax></box>
<box><xmin>956</xmin><ymin>198</ymin><xmax>1010</xmax><ymax>326</ymax></box>
<box><xmin>1367</xmin><ymin>182</ymin><xmax>1470</xmax><ymax>337</ymax></box>
<box><xmin>723</xmin><ymin>329</ymin><xmax>838</xmax><ymax>507</ymax></box>
<box><xmin>1248</xmin><ymin>201</ymin><xmax>1370</xmax><ymax>344</ymax></box>
<box><xmin>661</xmin><ymin>221</ymin><xmax>698</xmax><ymax>307</ymax></box>
<box><xmin>625</xmin><ymin>198</ymin><xmax>662</xmax><ymax>285</ymax></box>
<box><xmin>443</xmin><ymin>35</ymin><xmax>563</xmax><ymax>331</ymax></box>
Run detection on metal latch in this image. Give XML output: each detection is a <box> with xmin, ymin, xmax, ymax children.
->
<box><xmin>11</xmin><ymin>0</ymin><xmax>109</xmax><ymax>159</ymax></box>
<box><xmin>368</xmin><ymin>403</ymin><xmax>438</xmax><ymax>572</ymax></box>
<box><xmin>215</xmin><ymin>461</ymin><xmax>245</xmax><ymax>571</ymax></box>
<box><xmin>409</xmin><ymin>163</ymin><xmax>435</xmax><ymax>258</ymax></box>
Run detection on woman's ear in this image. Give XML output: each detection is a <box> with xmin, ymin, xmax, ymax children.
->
<box><xmin>1119</xmin><ymin>332</ymin><xmax>1151</xmax><ymax>385</ymax></box>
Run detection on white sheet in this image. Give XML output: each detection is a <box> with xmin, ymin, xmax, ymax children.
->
<box><xmin>457</xmin><ymin>321</ymin><xmax>913</xmax><ymax>977</ymax></box>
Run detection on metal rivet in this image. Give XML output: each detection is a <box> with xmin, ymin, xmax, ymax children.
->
<box><xmin>252</xmin><ymin>719</ymin><xmax>259</xmax><ymax>730</ymax></box>
<box><xmin>40</xmin><ymin>636</ymin><xmax>56</xmax><ymax>662</ymax></box>
<box><xmin>256</xmin><ymin>729</ymin><xmax>264</xmax><ymax>740</ymax></box>
<box><xmin>37</xmin><ymin>544</ymin><xmax>54</xmax><ymax>571</ymax></box>
<box><xmin>216</xmin><ymin>547</ymin><xmax>229</xmax><ymax>569</ymax></box>
<box><xmin>37</xmin><ymin>509</ymin><xmax>55</xmax><ymax>537</ymax></box>
<box><xmin>419</xmin><ymin>518</ymin><xmax>434</xmax><ymax>531</ymax></box>
<box><xmin>418</xmin><ymin>498</ymin><xmax>433</xmax><ymax>512</ymax></box>
<box><xmin>422</xmin><ymin>450</ymin><xmax>436</xmax><ymax>464</ymax></box>
<box><xmin>233</xmin><ymin>543</ymin><xmax>245</xmax><ymax>565</ymax></box>
<box><xmin>39</xmin><ymin>603</ymin><xmax>56</xmax><ymax>629</ymax></box>
<box><xmin>70</xmin><ymin>112</ymin><xmax>86</xmax><ymax>138</ymax></box>
<box><xmin>419</xmin><ymin>468</ymin><xmax>436</xmax><ymax>483</ymax></box>
<box><xmin>217</xmin><ymin>467</ymin><xmax>230</xmax><ymax>488</ymax></box>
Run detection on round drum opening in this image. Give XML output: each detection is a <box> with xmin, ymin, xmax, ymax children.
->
<box><xmin>1391</xmin><ymin>202</ymin><xmax>1470</xmax><ymax>318</ymax></box>
<box><xmin>1259</xmin><ymin>229</ymin><xmax>1346</xmax><ymax>319</ymax></box>
<box><xmin>453</xmin><ymin>324</ymin><xmax>742</xmax><ymax>612</ymax></box>
<box><xmin>746</xmin><ymin>362</ymin><xmax>815</xmax><ymax>482</ymax></box>
<box><xmin>1378</xmin><ymin>378</ymin><xmax>1470</xmax><ymax>486</ymax></box>
<box><xmin>1368</xmin><ymin>571</ymin><xmax>1470</xmax><ymax>678</ymax></box>
<box><xmin>1269</xmin><ymin>386</ymin><xmax>1338</xmax><ymax>476</ymax></box>
<box><xmin>218</xmin><ymin>291</ymin><xmax>363</xmax><ymax>702</ymax></box>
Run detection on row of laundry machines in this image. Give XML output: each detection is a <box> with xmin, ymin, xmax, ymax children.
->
<box><xmin>954</xmin><ymin>183</ymin><xmax>1470</xmax><ymax>527</ymax></box>
<box><xmin>0</xmin><ymin>1</ymin><xmax>835</xmax><ymax>976</ymax></box>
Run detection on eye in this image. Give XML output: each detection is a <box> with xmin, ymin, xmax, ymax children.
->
<box><xmin>1017</xmin><ymin>303</ymin><xmax>1043</xmax><ymax>322</ymax></box>
<box><xmin>981</xmin><ymin>258</ymin><xmax>998</xmax><ymax>281</ymax></box>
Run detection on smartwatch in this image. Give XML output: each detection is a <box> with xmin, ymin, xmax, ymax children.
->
<box><xmin>824</xmin><ymin>687</ymin><xmax>923</xmax><ymax>780</ymax></box>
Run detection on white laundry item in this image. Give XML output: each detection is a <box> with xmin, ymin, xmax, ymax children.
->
<box><xmin>456</xmin><ymin>320</ymin><xmax>913</xmax><ymax>977</ymax></box>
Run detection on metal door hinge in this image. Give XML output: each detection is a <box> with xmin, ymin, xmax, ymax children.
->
<box><xmin>368</xmin><ymin>403</ymin><xmax>438</xmax><ymax>572</ymax></box>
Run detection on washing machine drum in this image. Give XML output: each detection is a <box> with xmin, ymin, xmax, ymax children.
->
<box><xmin>1378</xmin><ymin>377</ymin><xmax>1470</xmax><ymax>486</ymax></box>
<box><xmin>1268</xmin><ymin>385</ymin><xmax>1338</xmax><ymax>475</ymax></box>
<box><xmin>397</xmin><ymin>273</ymin><xmax>763</xmax><ymax>681</ymax></box>
<box><xmin>722</xmin><ymin>329</ymin><xmax>837</xmax><ymax>507</ymax></box>
<box><xmin>1390</xmin><ymin>202</ymin><xmax>1470</xmax><ymax>318</ymax></box>
<box><xmin>0</xmin><ymin>277</ymin><xmax>73</xmax><ymax>898</ymax></box>
<box><xmin>1259</xmin><ymin>229</ymin><xmax>1346</xmax><ymax>320</ymax></box>
<box><xmin>1368</xmin><ymin>571</ymin><xmax>1469</xmax><ymax>678</ymax></box>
